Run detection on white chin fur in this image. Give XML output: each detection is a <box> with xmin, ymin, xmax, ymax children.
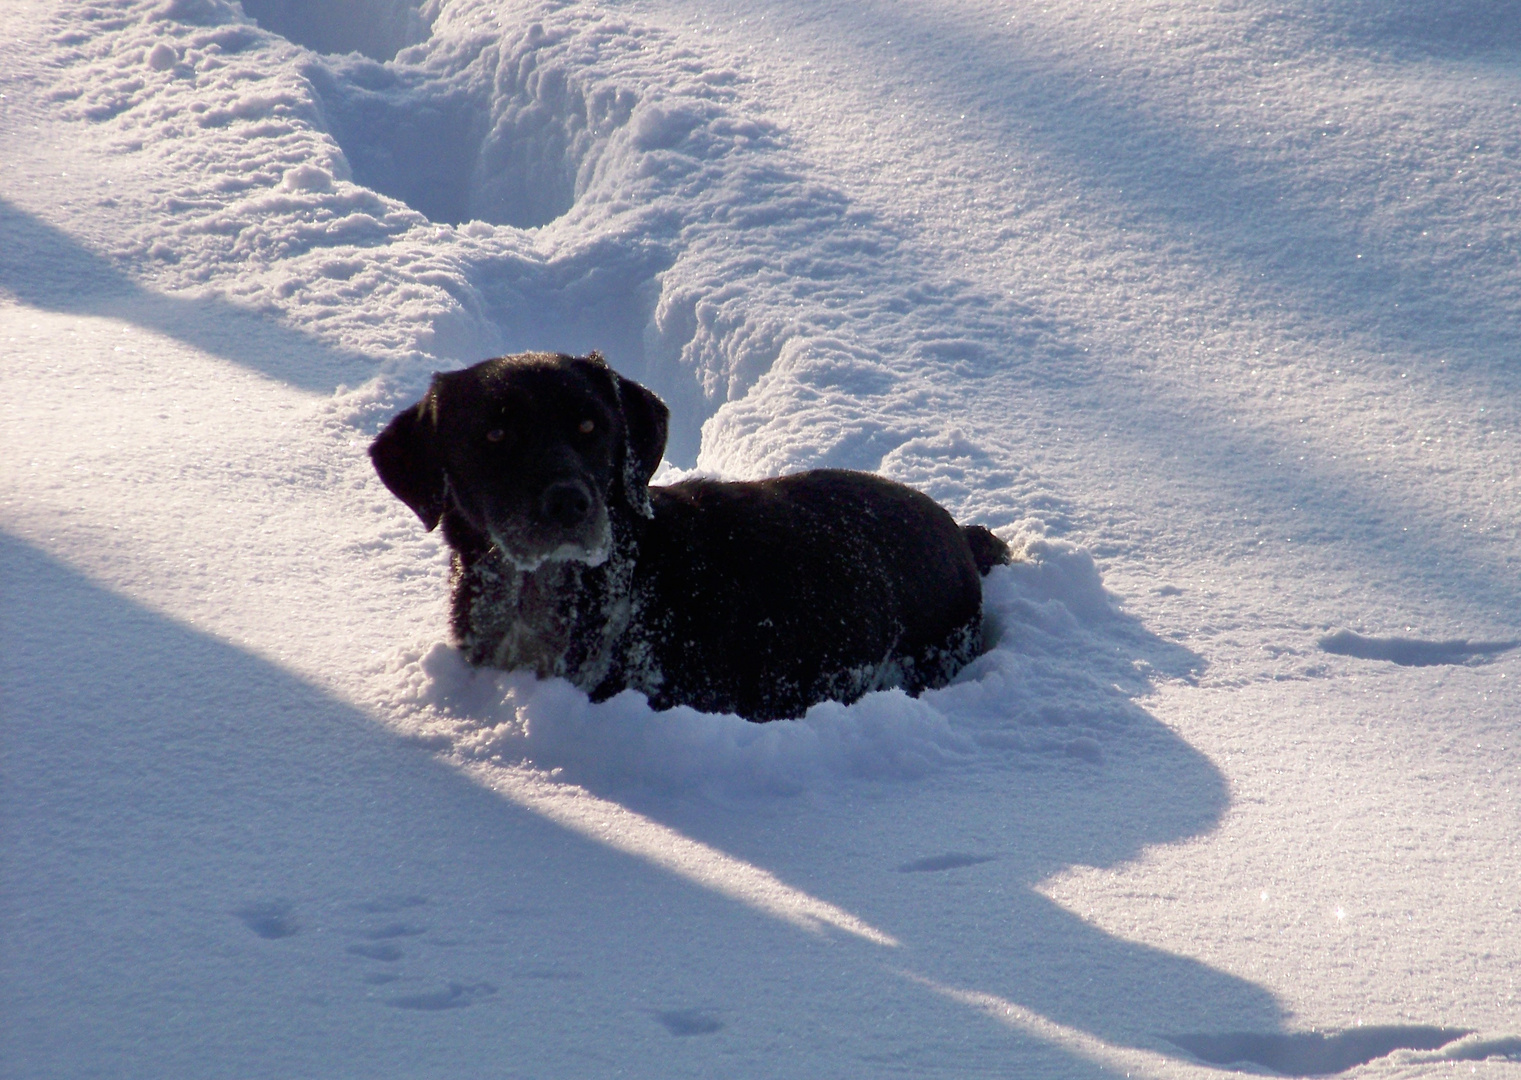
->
<box><xmin>492</xmin><ymin>532</ymin><xmax>611</xmax><ymax>573</ymax></box>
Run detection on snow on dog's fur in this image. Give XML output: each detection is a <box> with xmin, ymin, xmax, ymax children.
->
<box><xmin>370</xmin><ymin>352</ymin><xmax>1011</xmax><ymax>721</ymax></box>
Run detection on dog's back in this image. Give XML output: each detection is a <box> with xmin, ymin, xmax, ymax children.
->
<box><xmin>625</xmin><ymin>470</ymin><xmax>989</xmax><ymax>720</ymax></box>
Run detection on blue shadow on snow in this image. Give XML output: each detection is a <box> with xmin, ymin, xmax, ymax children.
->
<box><xmin>0</xmin><ymin>197</ymin><xmax>374</xmax><ymax>395</ymax></box>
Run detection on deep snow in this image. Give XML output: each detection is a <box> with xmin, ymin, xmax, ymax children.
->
<box><xmin>2</xmin><ymin>0</ymin><xmax>1518</xmax><ymax>1077</ymax></box>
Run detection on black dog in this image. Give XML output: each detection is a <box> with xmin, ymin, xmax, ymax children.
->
<box><xmin>370</xmin><ymin>352</ymin><xmax>1010</xmax><ymax>721</ymax></box>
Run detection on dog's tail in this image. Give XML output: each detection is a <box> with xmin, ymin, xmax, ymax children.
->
<box><xmin>962</xmin><ymin>524</ymin><xmax>1012</xmax><ymax>576</ymax></box>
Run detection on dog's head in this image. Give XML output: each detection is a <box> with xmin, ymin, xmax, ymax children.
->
<box><xmin>370</xmin><ymin>352</ymin><xmax>669</xmax><ymax>569</ymax></box>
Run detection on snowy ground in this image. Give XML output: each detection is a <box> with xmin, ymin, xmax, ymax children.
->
<box><xmin>2</xmin><ymin>0</ymin><xmax>1518</xmax><ymax>1076</ymax></box>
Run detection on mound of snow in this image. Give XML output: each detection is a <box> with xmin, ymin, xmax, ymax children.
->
<box><xmin>377</xmin><ymin>531</ymin><xmax>1199</xmax><ymax>796</ymax></box>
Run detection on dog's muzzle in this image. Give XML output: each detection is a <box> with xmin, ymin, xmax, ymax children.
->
<box><xmin>482</xmin><ymin>478</ymin><xmax>611</xmax><ymax>572</ymax></box>
<box><xmin>540</xmin><ymin>479</ymin><xmax>593</xmax><ymax>529</ymax></box>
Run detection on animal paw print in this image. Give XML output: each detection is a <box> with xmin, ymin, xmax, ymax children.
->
<box><xmin>233</xmin><ymin>900</ymin><xmax>298</xmax><ymax>939</ymax></box>
<box><xmin>386</xmin><ymin>982</ymin><xmax>497</xmax><ymax>1011</ymax></box>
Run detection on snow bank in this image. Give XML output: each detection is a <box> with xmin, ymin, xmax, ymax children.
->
<box><xmin>32</xmin><ymin>0</ymin><xmax>1047</xmax><ymax>498</ymax></box>
<box><xmin>378</xmin><ymin>531</ymin><xmax>1198</xmax><ymax>796</ymax></box>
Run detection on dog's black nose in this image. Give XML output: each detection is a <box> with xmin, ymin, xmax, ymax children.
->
<box><xmin>541</xmin><ymin>480</ymin><xmax>593</xmax><ymax>527</ymax></box>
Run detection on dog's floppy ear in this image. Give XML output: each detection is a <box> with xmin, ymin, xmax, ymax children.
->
<box><xmin>369</xmin><ymin>391</ymin><xmax>448</xmax><ymax>531</ymax></box>
<box><xmin>586</xmin><ymin>355</ymin><xmax>668</xmax><ymax>519</ymax></box>
<box><xmin>616</xmin><ymin>372</ymin><xmax>669</xmax><ymax>490</ymax></box>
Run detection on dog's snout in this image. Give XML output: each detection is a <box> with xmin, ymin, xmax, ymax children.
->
<box><xmin>541</xmin><ymin>480</ymin><xmax>593</xmax><ymax>527</ymax></box>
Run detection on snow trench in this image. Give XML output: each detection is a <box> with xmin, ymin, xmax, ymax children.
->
<box><xmin>45</xmin><ymin>0</ymin><xmax>1152</xmax><ymax>789</ymax></box>
<box><xmin>302</xmin><ymin>22</ymin><xmax>633</xmax><ymax>231</ymax></box>
<box><xmin>276</xmin><ymin>0</ymin><xmax>898</xmax><ymax>465</ymax></box>
<box><xmin>50</xmin><ymin>0</ymin><xmax>1055</xmax><ymax>485</ymax></box>
<box><xmin>240</xmin><ymin>0</ymin><xmax>437</xmax><ymax>62</ymax></box>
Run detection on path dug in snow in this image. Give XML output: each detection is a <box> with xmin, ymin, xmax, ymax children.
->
<box><xmin>2</xmin><ymin>0</ymin><xmax>1519</xmax><ymax>1077</ymax></box>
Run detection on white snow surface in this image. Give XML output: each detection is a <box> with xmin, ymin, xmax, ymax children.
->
<box><xmin>2</xmin><ymin>0</ymin><xmax>1519</xmax><ymax>1076</ymax></box>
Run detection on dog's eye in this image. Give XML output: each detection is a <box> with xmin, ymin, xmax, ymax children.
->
<box><xmin>486</xmin><ymin>428</ymin><xmax>506</xmax><ymax>443</ymax></box>
<box><xmin>578</xmin><ymin>419</ymin><xmax>596</xmax><ymax>435</ymax></box>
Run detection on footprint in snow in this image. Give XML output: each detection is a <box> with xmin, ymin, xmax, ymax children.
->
<box><xmin>347</xmin><ymin>943</ymin><xmax>404</xmax><ymax>962</ymax></box>
<box><xmin>655</xmin><ymin>1009</ymin><xmax>725</xmax><ymax>1036</ymax></box>
<box><xmin>357</xmin><ymin>922</ymin><xmax>427</xmax><ymax>940</ymax></box>
<box><xmin>896</xmin><ymin>853</ymin><xmax>996</xmax><ymax>873</ymax></box>
<box><xmin>347</xmin><ymin>914</ymin><xmax>428</xmax><ymax>962</ymax></box>
<box><xmin>1318</xmin><ymin>629</ymin><xmax>1518</xmax><ymax>667</ymax></box>
<box><xmin>386</xmin><ymin>982</ymin><xmax>496</xmax><ymax>1011</ymax></box>
<box><xmin>351</xmin><ymin>894</ymin><xmax>428</xmax><ymax>914</ymax></box>
<box><xmin>233</xmin><ymin>900</ymin><xmax>298</xmax><ymax>939</ymax></box>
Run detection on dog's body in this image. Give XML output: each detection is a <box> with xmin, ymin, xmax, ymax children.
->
<box><xmin>371</xmin><ymin>352</ymin><xmax>1009</xmax><ymax>722</ymax></box>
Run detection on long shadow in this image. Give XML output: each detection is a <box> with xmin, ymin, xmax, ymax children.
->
<box><xmin>586</xmin><ymin>585</ymin><xmax>1299</xmax><ymax>1063</ymax></box>
<box><xmin>1</xmin><ymin>538</ymin><xmax>1468</xmax><ymax>1073</ymax></box>
<box><xmin>0</xmin><ymin>198</ymin><xmax>375</xmax><ymax>394</ymax></box>
<box><xmin>528</xmin><ymin>538</ymin><xmax>1490</xmax><ymax>1069</ymax></box>
<box><xmin>589</xmin><ymin>598</ymin><xmax>1474</xmax><ymax>1071</ymax></box>
<box><xmin>0</xmin><ymin>531</ymin><xmax>1140</xmax><ymax>1078</ymax></box>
